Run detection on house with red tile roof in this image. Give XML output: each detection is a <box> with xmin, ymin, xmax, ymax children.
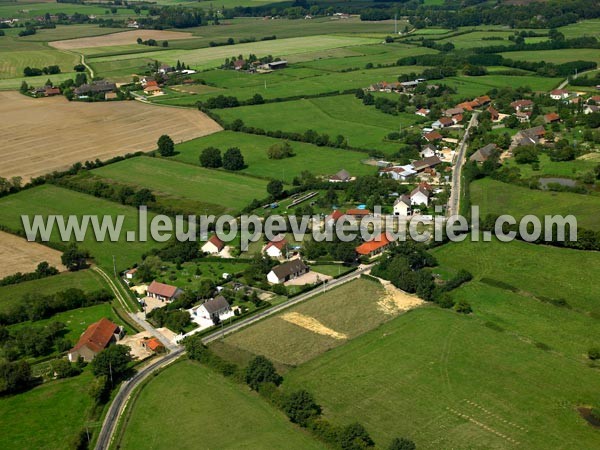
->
<box><xmin>147</xmin><ymin>280</ymin><xmax>184</xmax><ymax>303</ymax></box>
<box><xmin>424</xmin><ymin>131</ymin><xmax>443</xmax><ymax>142</ymax></box>
<box><xmin>264</xmin><ymin>236</ymin><xmax>287</xmax><ymax>258</ymax></box>
<box><xmin>68</xmin><ymin>318</ymin><xmax>123</xmax><ymax>362</ymax></box>
<box><xmin>544</xmin><ymin>112</ymin><xmax>560</xmax><ymax>124</ymax></box>
<box><xmin>355</xmin><ymin>232</ymin><xmax>394</xmax><ymax>257</ymax></box>
<box><xmin>202</xmin><ymin>235</ymin><xmax>225</xmax><ymax>254</ymax></box>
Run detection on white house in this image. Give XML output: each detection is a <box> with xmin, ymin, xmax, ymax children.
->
<box><xmin>267</xmin><ymin>260</ymin><xmax>309</xmax><ymax>284</ymax></box>
<box><xmin>264</xmin><ymin>236</ymin><xmax>286</xmax><ymax>258</ymax></box>
<box><xmin>379</xmin><ymin>165</ymin><xmax>416</xmax><ymax>181</ymax></box>
<box><xmin>124</xmin><ymin>268</ymin><xmax>137</xmax><ymax>280</ymax></box>
<box><xmin>393</xmin><ymin>195</ymin><xmax>412</xmax><ymax>216</ymax></box>
<box><xmin>410</xmin><ymin>185</ymin><xmax>431</xmax><ymax>206</ymax></box>
<box><xmin>202</xmin><ymin>235</ymin><xmax>225</xmax><ymax>254</ymax></box>
<box><xmin>195</xmin><ymin>295</ymin><xmax>230</xmax><ymax>321</ymax></box>
<box><xmin>420</xmin><ymin>144</ymin><xmax>438</xmax><ymax>159</ymax></box>
<box><xmin>550</xmin><ymin>89</ymin><xmax>570</xmax><ymax>100</ymax></box>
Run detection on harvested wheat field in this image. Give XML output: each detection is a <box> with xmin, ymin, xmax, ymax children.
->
<box><xmin>377</xmin><ymin>280</ymin><xmax>425</xmax><ymax>315</ymax></box>
<box><xmin>281</xmin><ymin>312</ymin><xmax>348</xmax><ymax>340</ymax></box>
<box><xmin>0</xmin><ymin>91</ymin><xmax>222</xmax><ymax>181</ymax></box>
<box><xmin>49</xmin><ymin>30</ymin><xmax>194</xmax><ymax>50</ymax></box>
<box><xmin>0</xmin><ymin>231</ymin><xmax>66</xmax><ymax>277</ymax></box>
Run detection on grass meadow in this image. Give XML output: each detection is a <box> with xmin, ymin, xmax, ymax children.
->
<box><xmin>0</xmin><ymin>370</ymin><xmax>96</xmax><ymax>450</ymax></box>
<box><xmin>216</xmin><ymin>94</ymin><xmax>420</xmax><ymax>154</ymax></box>
<box><xmin>499</xmin><ymin>48</ymin><xmax>600</xmax><ymax>65</ymax></box>
<box><xmin>91</xmin><ymin>156</ymin><xmax>268</xmax><ymax>214</ymax></box>
<box><xmin>502</xmin><ymin>153</ymin><xmax>600</xmax><ymax>179</ymax></box>
<box><xmin>283</xmin><ymin>307</ymin><xmax>600</xmax><ymax>449</ymax></box>
<box><xmin>558</xmin><ymin>19</ymin><xmax>600</xmax><ymax>39</ymax></box>
<box><xmin>117</xmin><ymin>359</ymin><xmax>326</xmax><ymax>449</ymax></box>
<box><xmin>0</xmin><ymin>185</ymin><xmax>162</xmax><ymax>271</ymax></box>
<box><xmin>438</xmin><ymin>31</ymin><xmax>515</xmax><ymax>49</ymax></box>
<box><xmin>444</xmin><ymin>74</ymin><xmax>562</xmax><ymax>98</ymax></box>
<box><xmin>469</xmin><ymin>178</ymin><xmax>600</xmax><ymax>231</ymax></box>
<box><xmin>214</xmin><ymin>278</ymin><xmax>390</xmax><ymax>367</ymax></box>
<box><xmin>171</xmin><ymin>131</ymin><xmax>376</xmax><ymax>183</ymax></box>
<box><xmin>0</xmin><ymin>269</ymin><xmax>106</xmax><ymax>314</ymax></box>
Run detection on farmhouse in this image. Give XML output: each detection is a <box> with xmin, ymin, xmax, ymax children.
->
<box><xmin>325</xmin><ymin>209</ymin><xmax>345</xmax><ymax>225</ymax></box>
<box><xmin>424</xmin><ymin>131</ymin><xmax>443</xmax><ymax>142</ymax></box>
<box><xmin>44</xmin><ymin>87</ymin><xmax>61</xmax><ymax>96</ymax></box>
<box><xmin>513</xmin><ymin>126</ymin><xmax>546</xmax><ymax>147</ymax></box>
<box><xmin>444</xmin><ymin>107</ymin><xmax>464</xmax><ymax>117</ymax></box>
<box><xmin>329</xmin><ymin>169</ymin><xmax>352</xmax><ymax>183</ymax></box>
<box><xmin>410</xmin><ymin>185</ymin><xmax>431</xmax><ymax>206</ymax></box>
<box><xmin>202</xmin><ymin>235</ymin><xmax>225</xmax><ymax>254</ymax></box>
<box><xmin>74</xmin><ymin>81</ymin><xmax>116</xmax><ymax>97</ymax></box>
<box><xmin>143</xmin><ymin>85</ymin><xmax>163</xmax><ymax>95</ymax></box>
<box><xmin>264</xmin><ymin>236</ymin><xmax>287</xmax><ymax>258</ymax></box>
<box><xmin>267</xmin><ymin>259</ymin><xmax>309</xmax><ymax>284</ymax></box>
<box><xmin>147</xmin><ymin>280</ymin><xmax>184</xmax><ymax>302</ymax></box>
<box><xmin>393</xmin><ymin>195</ymin><xmax>412</xmax><ymax>216</ymax></box>
<box><xmin>510</xmin><ymin>99</ymin><xmax>533</xmax><ymax>112</ymax></box>
<box><xmin>550</xmin><ymin>89</ymin><xmax>570</xmax><ymax>100</ymax></box>
<box><xmin>266</xmin><ymin>60</ymin><xmax>288</xmax><ymax>70</ymax></box>
<box><xmin>412</xmin><ymin>156</ymin><xmax>442</xmax><ymax>172</ymax></box>
<box><xmin>476</xmin><ymin>95</ymin><xmax>491</xmax><ymax>105</ymax></box>
<box><xmin>195</xmin><ymin>295</ymin><xmax>231</xmax><ymax>321</ymax></box>
<box><xmin>469</xmin><ymin>143</ymin><xmax>497</xmax><ymax>163</ymax></box>
<box><xmin>379</xmin><ymin>165</ymin><xmax>416</xmax><ymax>181</ymax></box>
<box><xmin>68</xmin><ymin>318</ymin><xmax>124</xmax><ymax>362</ymax></box>
<box><xmin>355</xmin><ymin>232</ymin><xmax>393</xmax><ymax>258</ymax></box>
<box><xmin>544</xmin><ymin>112</ymin><xmax>560</xmax><ymax>124</ymax></box>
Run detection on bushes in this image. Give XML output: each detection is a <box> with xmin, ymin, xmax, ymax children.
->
<box><xmin>245</xmin><ymin>355</ymin><xmax>282</xmax><ymax>390</ymax></box>
<box><xmin>0</xmin><ymin>261</ymin><xmax>59</xmax><ymax>287</ymax></box>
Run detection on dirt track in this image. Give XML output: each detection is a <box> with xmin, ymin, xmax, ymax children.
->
<box><xmin>0</xmin><ymin>91</ymin><xmax>222</xmax><ymax>181</ymax></box>
<box><xmin>49</xmin><ymin>30</ymin><xmax>194</xmax><ymax>50</ymax></box>
<box><xmin>0</xmin><ymin>230</ymin><xmax>66</xmax><ymax>277</ymax></box>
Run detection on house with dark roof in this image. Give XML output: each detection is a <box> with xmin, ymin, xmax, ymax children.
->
<box><xmin>513</xmin><ymin>126</ymin><xmax>546</xmax><ymax>147</ymax></box>
<box><xmin>147</xmin><ymin>281</ymin><xmax>184</xmax><ymax>302</ymax></box>
<box><xmin>469</xmin><ymin>143</ymin><xmax>497</xmax><ymax>163</ymax></box>
<box><xmin>412</xmin><ymin>156</ymin><xmax>442</xmax><ymax>172</ymax></box>
<box><xmin>68</xmin><ymin>318</ymin><xmax>123</xmax><ymax>362</ymax></box>
<box><xmin>196</xmin><ymin>295</ymin><xmax>230</xmax><ymax>320</ymax></box>
<box><xmin>420</xmin><ymin>143</ymin><xmax>438</xmax><ymax>159</ymax></box>
<box><xmin>267</xmin><ymin>260</ymin><xmax>309</xmax><ymax>284</ymax></box>
<box><xmin>410</xmin><ymin>185</ymin><xmax>431</xmax><ymax>206</ymax></box>
<box><xmin>73</xmin><ymin>81</ymin><xmax>116</xmax><ymax>97</ymax></box>
<box><xmin>487</xmin><ymin>106</ymin><xmax>500</xmax><ymax>121</ymax></box>
<box><xmin>328</xmin><ymin>169</ymin><xmax>351</xmax><ymax>183</ymax></box>
<box><xmin>393</xmin><ymin>195</ymin><xmax>412</xmax><ymax>216</ymax></box>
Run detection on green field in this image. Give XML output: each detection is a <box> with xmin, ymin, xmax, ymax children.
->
<box><xmin>215</xmin><ymin>278</ymin><xmax>392</xmax><ymax>367</ymax></box>
<box><xmin>503</xmin><ymin>153</ymin><xmax>600</xmax><ymax>179</ymax></box>
<box><xmin>438</xmin><ymin>31</ymin><xmax>515</xmax><ymax>49</ymax></box>
<box><xmin>151</xmin><ymin>259</ymin><xmax>250</xmax><ymax>290</ymax></box>
<box><xmin>470</xmin><ymin>178</ymin><xmax>600</xmax><ymax>231</ymax></box>
<box><xmin>172</xmin><ymin>131</ymin><xmax>376</xmax><ymax>183</ymax></box>
<box><xmin>117</xmin><ymin>359</ymin><xmax>325</xmax><ymax>449</ymax></box>
<box><xmin>0</xmin><ymin>269</ymin><xmax>105</xmax><ymax>314</ymax></box>
<box><xmin>499</xmin><ymin>48</ymin><xmax>600</xmax><ymax>65</ymax></box>
<box><xmin>0</xmin><ymin>184</ymin><xmax>162</xmax><ymax>271</ymax></box>
<box><xmin>87</xmin><ymin>35</ymin><xmax>380</xmax><ymax>71</ymax></box>
<box><xmin>18</xmin><ymin>24</ymin><xmax>125</xmax><ymax>42</ymax></box>
<box><xmin>151</xmin><ymin>64</ymin><xmax>430</xmax><ymax>106</ymax></box>
<box><xmin>216</xmin><ymin>94</ymin><xmax>421</xmax><ymax>154</ymax></box>
<box><xmin>0</xmin><ymin>370</ymin><xmax>95</xmax><ymax>450</ymax></box>
<box><xmin>558</xmin><ymin>19</ymin><xmax>600</xmax><ymax>39</ymax></box>
<box><xmin>283</xmin><ymin>307</ymin><xmax>600</xmax><ymax>449</ymax></box>
<box><xmin>0</xmin><ymin>2</ymin><xmax>144</xmax><ymax>18</ymax></box>
<box><xmin>431</xmin><ymin>239</ymin><xmax>600</xmax><ymax>314</ymax></box>
<box><xmin>91</xmin><ymin>156</ymin><xmax>269</xmax><ymax>214</ymax></box>
<box><xmin>444</xmin><ymin>74</ymin><xmax>562</xmax><ymax>97</ymax></box>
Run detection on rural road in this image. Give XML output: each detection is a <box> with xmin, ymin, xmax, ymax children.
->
<box><xmin>447</xmin><ymin>112</ymin><xmax>479</xmax><ymax>217</ymax></box>
<box><xmin>94</xmin><ymin>263</ymin><xmax>373</xmax><ymax>449</ymax></box>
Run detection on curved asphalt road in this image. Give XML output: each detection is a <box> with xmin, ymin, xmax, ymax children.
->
<box><xmin>94</xmin><ymin>264</ymin><xmax>372</xmax><ymax>449</ymax></box>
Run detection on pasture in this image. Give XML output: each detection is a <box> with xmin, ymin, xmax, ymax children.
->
<box><xmin>91</xmin><ymin>156</ymin><xmax>268</xmax><ymax>215</ymax></box>
<box><xmin>216</xmin><ymin>94</ymin><xmax>421</xmax><ymax>154</ymax></box>
<box><xmin>502</xmin><ymin>152</ymin><xmax>600</xmax><ymax>179</ymax></box>
<box><xmin>86</xmin><ymin>35</ymin><xmax>381</xmax><ymax>71</ymax></box>
<box><xmin>0</xmin><ymin>371</ymin><xmax>96</xmax><ymax>450</ymax></box>
<box><xmin>0</xmin><ymin>91</ymin><xmax>222</xmax><ymax>181</ymax></box>
<box><xmin>469</xmin><ymin>178</ymin><xmax>600</xmax><ymax>231</ymax></box>
<box><xmin>0</xmin><ymin>269</ymin><xmax>105</xmax><ymax>314</ymax></box>
<box><xmin>499</xmin><ymin>48</ymin><xmax>600</xmax><ymax>65</ymax></box>
<box><xmin>116</xmin><ymin>360</ymin><xmax>326</xmax><ymax>450</ymax></box>
<box><xmin>558</xmin><ymin>19</ymin><xmax>600</xmax><ymax>39</ymax></box>
<box><xmin>438</xmin><ymin>31</ymin><xmax>515</xmax><ymax>49</ymax></box>
<box><xmin>0</xmin><ymin>185</ymin><xmax>162</xmax><ymax>271</ymax></box>
<box><xmin>17</xmin><ymin>24</ymin><xmax>124</xmax><ymax>42</ymax></box>
<box><xmin>214</xmin><ymin>278</ymin><xmax>420</xmax><ymax>367</ymax></box>
<box><xmin>0</xmin><ymin>230</ymin><xmax>65</xmax><ymax>277</ymax></box>
<box><xmin>283</xmin><ymin>307</ymin><xmax>600</xmax><ymax>449</ymax></box>
<box><xmin>444</xmin><ymin>74</ymin><xmax>562</xmax><ymax>98</ymax></box>
<box><xmin>172</xmin><ymin>131</ymin><xmax>377</xmax><ymax>183</ymax></box>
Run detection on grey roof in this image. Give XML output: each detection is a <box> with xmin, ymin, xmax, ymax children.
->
<box><xmin>331</xmin><ymin>169</ymin><xmax>350</xmax><ymax>181</ymax></box>
<box><xmin>202</xmin><ymin>295</ymin><xmax>230</xmax><ymax>314</ymax></box>
<box><xmin>74</xmin><ymin>81</ymin><xmax>116</xmax><ymax>95</ymax></box>
<box><xmin>469</xmin><ymin>143</ymin><xmax>497</xmax><ymax>162</ymax></box>
<box><xmin>412</xmin><ymin>156</ymin><xmax>442</xmax><ymax>171</ymax></box>
<box><xmin>271</xmin><ymin>259</ymin><xmax>308</xmax><ymax>279</ymax></box>
<box><xmin>411</xmin><ymin>186</ymin><xmax>431</xmax><ymax>198</ymax></box>
<box><xmin>394</xmin><ymin>194</ymin><xmax>411</xmax><ymax>206</ymax></box>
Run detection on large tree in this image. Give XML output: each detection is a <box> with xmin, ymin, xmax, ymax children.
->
<box><xmin>267</xmin><ymin>179</ymin><xmax>284</xmax><ymax>198</ymax></box>
<box><xmin>199</xmin><ymin>146</ymin><xmax>222</xmax><ymax>168</ymax></box>
<box><xmin>157</xmin><ymin>134</ymin><xmax>175</xmax><ymax>157</ymax></box>
<box><xmin>61</xmin><ymin>243</ymin><xmax>89</xmax><ymax>272</ymax></box>
<box><xmin>91</xmin><ymin>344</ymin><xmax>132</xmax><ymax>380</ymax></box>
<box><xmin>245</xmin><ymin>355</ymin><xmax>281</xmax><ymax>390</ymax></box>
<box><xmin>222</xmin><ymin>147</ymin><xmax>245</xmax><ymax>170</ymax></box>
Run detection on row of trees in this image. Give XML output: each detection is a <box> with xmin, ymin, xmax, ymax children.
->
<box><xmin>0</xmin><ymin>261</ymin><xmax>58</xmax><ymax>287</ymax></box>
<box><xmin>23</xmin><ymin>65</ymin><xmax>60</xmax><ymax>77</ymax></box>
<box><xmin>199</xmin><ymin>146</ymin><xmax>245</xmax><ymax>170</ymax></box>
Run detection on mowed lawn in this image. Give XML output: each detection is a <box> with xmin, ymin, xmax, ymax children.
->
<box><xmin>470</xmin><ymin>178</ymin><xmax>600</xmax><ymax>231</ymax></box>
<box><xmin>284</xmin><ymin>307</ymin><xmax>600</xmax><ymax>449</ymax></box>
<box><xmin>0</xmin><ymin>371</ymin><xmax>95</xmax><ymax>450</ymax></box>
<box><xmin>0</xmin><ymin>269</ymin><xmax>105</xmax><ymax>314</ymax></box>
<box><xmin>92</xmin><ymin>156</ymin><xmax>268</xmax><ymax>214</ymax></box>
<box><xmin>216</xmin><ymin>278</ymin><xmax>392</xmax><ymax>367</ymax></box>
<box><xmin>0</xmin><ymin>185</ymin><xmax>162</xmax><ymax>271</ymax></box>
<box><xmin>172</xmin><ymin>131</ymin><xmax>376</xmax><ymax>183</ymax></box>
<box><xmin>117</xmin><ymin>360</ymin><xmax>326</xmax><ymax>450</ymax></box>
<box><xmin>217</xmin><ymin>94</ymin><xmax>420</xmax><ymax>154</ymax></box>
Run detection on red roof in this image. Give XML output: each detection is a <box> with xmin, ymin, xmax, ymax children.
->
<box><xmin>346</xmin><ymin>209</ymin><xmax>371</xmax><ymax>216</ymax></box>
<box><xmin>477</xmin><ymin>95</ymin><xmax>491</xmax><ymax>104</ymax></box>
<box><xmin>207</xmin><ymin>234</ymin><xmax>225</xmax><ymax>251</ymax></box>
<box><xmin>147</xmin><ymin>280</ymin><xmax>180</xmax><ymax>299</ymax></box>
<box><xmin>144</xmin><ymin>85</ymin><xmax>162</xmax><ymax>92</ymax></box>
<box><xmin>452</xmin><ymin>114</ymin><xmax>463</xmax><ymax>123</ymax></box>
<box><xmin>424</xmin><ymin>131</ymin><xmax>443</xmax><ymax>142</ymax></box>
<box><xmin>327</xmin><ymin>209</ymin><xmax>345</xmax><ymax>222</ymax></box>
<box><xmin>71</xmin><ymin>318</ymin><xmax>118</xmax><ymax>354</ymax></box>
<box><xmin>355</xmin><ymin>232</ymin><xmax>393</xmax><ymax>256</ymax></box>
<box><xmin>265</xmin><ymin>237</ymin><xmax>286</xmax><ymax>251</ymax></box>
<box><xmin>544</xmin><ymin>112</ymin><xmax>560</xmax><ymax>122</ymax></box>
<box><xmin>145</xmin><ymin>80</ymin><xmax>158</xmax><ymax>87</ymax></box>
<box><xmin>145</xmin><ymin>337</ymin><xmax>163</xmax><ymax>351</ymax></box>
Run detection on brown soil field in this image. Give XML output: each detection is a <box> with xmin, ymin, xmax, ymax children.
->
<box><xmin>0</xmin><ymin>231</ymin><xmax>66</xmax><ymax>278</ymax></box>
<box><xmin>0</xmin><ymin>91</ymin><xmax>222</xmax><ymax>181</ymax></box>
<box><xmin>49</xmin><ymin>30</ymin><xmax>194</xmax><ymax>50</ymax></box>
